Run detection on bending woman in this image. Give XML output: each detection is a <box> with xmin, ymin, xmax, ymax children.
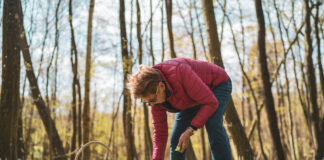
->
<box><xmin>128</xmin><ymin>57</ymin><xmax>232</xmax><ymax>160</ymax></box>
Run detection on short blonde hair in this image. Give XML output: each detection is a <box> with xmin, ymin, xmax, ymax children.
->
<box><xmin>127</xmin><ymin>65</ymin><xmax>162</xmax><ymax>98</ymax></box>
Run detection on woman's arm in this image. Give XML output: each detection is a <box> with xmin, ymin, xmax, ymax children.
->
<box><xmin>151</xmin><ymin>105</ymin><xmax>168</xmax><ymax>160</ymax></box>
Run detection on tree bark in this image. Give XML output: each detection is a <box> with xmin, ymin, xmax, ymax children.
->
<box><xmin>315</xmin><ymin>1</ymin><xmax>324</xmax><ymax>100</ymax></box>
<box><xmin>193</xmin><ymin>1</ymin><xmax>208</xmax><ymax>61</ymax></box>
<box><xmin>165</xmin><ymin>0</ymin><xmax>177</xmax><ymax>58</ymax></box>
<box><xmin>201</xmin><ymin>0</ymin><xmax>254</xmax><ymax>159</ymax></box>
<box><xmin>136</xmin><ymin>0</ymin><xmax>143</xmax><ymax>65</ymax></box>
<box><xmin>82</xmin><ymin>0</ymin><xmax>95</xmax><ymax>159</ymax></box>
<box><xmin>119</xmin><ymin>0</ymin><xmax>137</xmax><ymax>159</ymax></box>
<box><xmin>304</xmin><ymin>0</ymin><xmax>324</xmax><ymax>158</ymax></box>
<box><xmin>161</xmin><ymin>1</ymin><xmax>165</xmax><ymax>62</ymax></box>
<box><xmin>254</xmin><ymin>0</ymin><xmax>286</xmax><ymax>159</ymax></box>
<box><xmin>0</xmin><ymin>0</ymin><xmax>21</xmax><ymax>158</ymax></box>
<box><xmin>150</xmin><ymin>0</ymin><xmax>155</xmax><ymax>64</ymax></box>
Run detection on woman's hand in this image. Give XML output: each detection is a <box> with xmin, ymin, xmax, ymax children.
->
<box><xmin>176</xmin><ymin>128</ymin><xmax>193</xmax><ymax>153</ymax></box>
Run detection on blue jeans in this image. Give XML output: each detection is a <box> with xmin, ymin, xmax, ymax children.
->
<box><xmin>170</xmin><ymin>78</ymin><xmax>232</xmax><ymax>160</ymax></box>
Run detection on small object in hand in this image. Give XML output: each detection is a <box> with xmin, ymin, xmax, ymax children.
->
<box><xmin>175</xmin><ymin>144</ymin><xmax>182</xmax><ymax>152</ymax></box>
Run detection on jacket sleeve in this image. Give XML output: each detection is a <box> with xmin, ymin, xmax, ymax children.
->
<box><xmin>151</xmin><ymin>105</ymin><xmax>168</xmax><ymax>160</ymax></box>
<box><xmin>177</xmin><ymin>63</ymin><xmax>219</xmax><ymax>128</ymax></box>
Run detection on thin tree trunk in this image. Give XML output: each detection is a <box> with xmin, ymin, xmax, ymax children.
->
<box><xmin>68</xmin><ymin>0</ymin><xmax>81</xmax><ymax>158</ymax></box>
<box><xmin>165</xmin><ymin>0</ymin><xmax>177</xmax><ymax>58</ymax></box>
<box><xmin>0</xmin><ymin>0</ymin><xmax>21</xmax><ymax>158</ymax></box>
<box><xmin>137</xmin><ymin>1</ymin><xmax>153</xmax><ymax>159</ymax></box>
<box><xmin>119</xmin><ymin>0</ymin><xmax>137</xmax><ymax>159</ymax></box>
<box><xmin>254</xmin><ymin>0</ymin><xmax>285</xmax><ymax>158</ymax></box>
<box><xmin>82</xmin><ymin>0</ymin><xmax>95</xmax><ymax>159</ymax></box>
<box><xmin>17</xmin><ymin>0</ymin><xmax>66</xmax><ymax>158</ymax></box>
<box><xmin>150</xmin><ymin>0</ymin><xmax>155</xmax><ymax>64</ymax></box>
<box><xmin>201</xmin><ymin>0</ymin><xmax>254</xmax><ymax>159</ymax></box>
<box><xmin>136</xmin><ymin>0</ymin><xmax>143</xmax><ymax>64</ymax></box>
<box><xmin>161</xmin><ymin>1</ymin><xmax>165</xmax><ymax>62</ymax></box>
<box><xmin>193</xmin><ymin>1</ymin><xmax>208</xmax><ymax>61</ymax></box>
<box><xmin>143</xmin><ymin>103</ymin><xmax>153</xmax><ymax>160</ymax></box>
<box><xmin>272</xmin><ymin>1</ymin><xmax>297</xmax><ymax>157</ymax></box>
<box><xmin>37</xmin><ymin>0</ymin><xmax>50</xmax><ymax>80</ymax></box>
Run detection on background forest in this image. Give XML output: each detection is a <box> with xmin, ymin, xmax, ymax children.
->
<box><xmin>0</xmin><ymin>0</ymin><xmax>323</xmax><ymax>159</ymax></box>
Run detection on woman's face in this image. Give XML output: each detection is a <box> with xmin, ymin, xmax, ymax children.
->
<box><xmin>141</xmin><ymin>82</ymin><xmax>166</xmax><ymax>106</ymax></box>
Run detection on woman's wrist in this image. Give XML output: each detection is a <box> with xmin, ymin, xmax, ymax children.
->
<box><xmin>186</xmin><ymin>126</ymin><xmax>195</xmax><ymax>136</ymax></box>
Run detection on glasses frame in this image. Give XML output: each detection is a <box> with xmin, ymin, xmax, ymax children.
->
<box><xmin>141</xmin><ymin>84</ymin><xmax>159</xmax><ymax>104</ymax></box>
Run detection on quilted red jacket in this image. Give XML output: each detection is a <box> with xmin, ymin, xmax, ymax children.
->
<box><xmin>151</xmin><ymin>57</ymin><xmax>229</xmax><ymax>160</ymax></box>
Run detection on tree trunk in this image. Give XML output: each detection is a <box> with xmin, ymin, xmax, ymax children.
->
<box><xmin>165</xmin><ymin>0</ymin><xmax>177</xmax><ymax>58</ymax></box>
<box><xmin>193</xmin><ymin>1</ymin><xmax>208</xmax><ymax>61</ymax></box>
<box><xmin>17</xmin><ymin>0</ymin><xmax>66</xmax><ymax>158</ymax></box>
<box><xmin>136</xmin><ymin>0</ymin><xmax>143</xmax><ymax>65</ymax></box>
<box><xmin>304</xmin><ymin>0</ymin><xmax>324</xmax><ymax>158</ymax></box>
<box><xmin>150</xmin><ymin>0</ymin><xmax>155</xmax><ymax>64</ymax></box>
<box><xmin>315</xmin><ymin>1</ymin><xmax>324</xmax><ymax>100</ymax></box>
<box><xmin>82</xmin><ymin>0</ymin><xmax>95</xmax><ymax>159</ymax></box>
<box><xmin>0</xmin><ymin>0</ymin><xmax>21</xmax><ymax>158</ymax></box>
<box><xmin>254</xmin><ymin>0</ymin><xmax>285</xmax><ymax>159</ymax></box>
<box><xmin>119</xmin><ymin>0</ymin><xmax>137</xmax><ymax>159</ymax></box>
<box><xmin>143</xmin><ymin>103</ymin><xmax>153</xmax><ymax>160</ymax></box>
<box><xmin>68</xmin><ymin>0</ymin><xmax>81</xmax><ymax>158</ymax></box>
<box><xmin>161</xmin><ymin>1</ymin><xmax>165</xmax><ymax>62</ymax></box>
<box><xmin>137</xmin><ymin>1</ymin><xmax>153</xmax><ymax>159</ymax></box>
<box><xmin>201</xmin><ymin>0</ymin><xmax>254</xmax><ymax>159</ymax></box>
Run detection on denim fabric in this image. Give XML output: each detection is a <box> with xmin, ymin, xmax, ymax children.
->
<box><xmin>170</xmin><ymin>78</ymin><xmax>232</xmax><ymax>160</ymax></box>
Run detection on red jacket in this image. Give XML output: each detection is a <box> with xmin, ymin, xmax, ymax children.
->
<box><xmin>151</xmin><ymin>58</ymin><xmax>229</xmax><ymax>160</ymax></box>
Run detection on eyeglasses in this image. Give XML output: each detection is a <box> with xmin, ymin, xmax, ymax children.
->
<box><xmin>141</xmin><ymin>84</ymin><xmax>159</xmax><ymax>105</ymax></box>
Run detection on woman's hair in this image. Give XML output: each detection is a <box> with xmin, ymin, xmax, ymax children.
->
<box><xmin>127</xmin><ymin>65</ymin><xmax>162</xmax><ymax>98</ymax></box>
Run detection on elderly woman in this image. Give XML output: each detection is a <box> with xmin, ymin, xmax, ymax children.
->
<box><xmin>128</xmin><ymin>57</ymin><xmax>232</xmax><ymax>160</ymax></box>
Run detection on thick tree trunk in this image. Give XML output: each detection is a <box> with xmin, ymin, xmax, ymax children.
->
<box><xmin>82</xmin><ymin>0</ymin><xmax>95</xmax><ymax>159</ymax></box>
<box><xmin>201</xmin><ymin>0</ymin><xmax>254</xmax><ymax>159</ymax></box>
<box><xmin>119</xmin><ymin>0</ymin><xmax>137</xmax><ymax>159</ymax></box>
<box><xmin>304</xmin><ymin>0</ymin><xmax>324</xmax><ymax>159</ymax></box>
<box><xmin>254</xmin><ymin>0</ymin><xmax>285</xmax><ymax>159</ymax></box>
<box><xmin>0</xmin><ymin>0</ymin><xmax>21</xmax><ymax>158</ymax></box>
<box><xmin>315</xmin><ymin>1</ymin><xmax>324</xmax><ymax>100</ymax></box>
<box><xmin>314</xmin><ymin>2</ymin><xmax>324</xmax><ymax>158</ymax></box>
<box><xmin>165</xmin><ymin>0</ymin><xmax>177</xmax><ymax>58</ymax></box>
